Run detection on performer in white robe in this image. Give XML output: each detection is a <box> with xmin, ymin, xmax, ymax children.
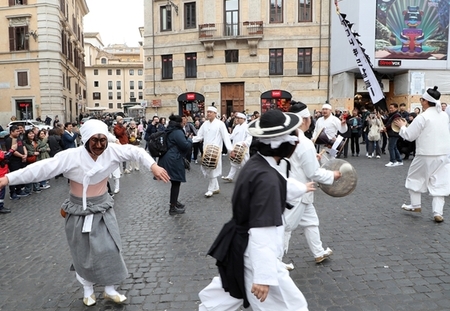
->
<box><xmin>193</xmin><ymin>106</ymin><xmax>233</xmax><ymax>197</ymax></box>
<box><xmin>284</xmin><ymin>102</ymin><xmax>341</xmax><ymax>264</ymax></box>
<box><xmin>394</xmin><ymin>87</ymin><xmax>450</xmax><ymax>223</ymax></box>
<box><xmin>222</xmin><ymin>112</ymin><xmax>252</xmax><ymax>182</ymax></box>
<box><xmin>312</xmin><ymin>103</ymin><xmax>348</xmax><ymax>141</ymax></box>
<box><xmin>199</xmin><ymin>110</ymin><xmax>315</xmax><ymax>311</ymax></box>
<box><xmin>0</xmin><ymin>120</ymin><xmax>170</xmax><ymax>306</ymax></box>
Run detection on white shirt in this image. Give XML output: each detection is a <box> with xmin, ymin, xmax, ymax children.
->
<box><xmin>313</xmin><ymin>115</ymin><xmax>348</xmax><ymax>140</ymax></box>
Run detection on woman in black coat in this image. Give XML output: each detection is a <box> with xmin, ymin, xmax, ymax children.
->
<box><xmin>158</xmin><ymin>115</ymin><xmax>192</xmax><ymax>215</ymax></box>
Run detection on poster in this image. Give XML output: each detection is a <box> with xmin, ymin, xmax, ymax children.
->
<box><xmin>375</xmin><ymin>0</ymin><xmax>449</xmax><ymax>60</ymax></box>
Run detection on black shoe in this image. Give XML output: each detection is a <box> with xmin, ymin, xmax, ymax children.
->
<box><xmin>169</xmin><ymin>204</ymin><xmax>185</xmax><ymax>215</ymax></box>
<box><xmin>9</xmin><ymin>195</ymin><xmax>19</xmax><ymax>200</ymax></box>
<box><xmin>176</xmin><ymin>201</ymin><xmax>185</xmax><ymax>209</ymax></box>
<box><xmin>16</xmin><ymin>191</ymin><xmax>29</xmax><ymax>198</ymax></box>
<box><xmin>0</xmin><ymin>208</ymin><xmax>11</xmax><ymax>214</ymax></box>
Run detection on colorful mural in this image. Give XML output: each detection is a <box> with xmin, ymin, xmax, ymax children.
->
<box><xmin>375</xmin><ymin>0</ymin><xmax>449</xmax><ymax>59</ymax></box>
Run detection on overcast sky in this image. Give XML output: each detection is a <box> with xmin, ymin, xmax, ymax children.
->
<box><xmin>83</xmin><ymin>0</ymin><xmax>144</xmax><ymax>47</ymax></box>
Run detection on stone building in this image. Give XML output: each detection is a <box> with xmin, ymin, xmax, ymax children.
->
<box><xmin>143</xmin><ymin>0</ymin><xmax>331</xmax><ymax>118</ymax></box>
<box><xmin>0</xmin><ymin>0</ymin><xmax>88</xmax><ymax>126</ymax></box>
<box><xmin>84</xmin><ymin>33</ymin><xmax>145</xmax><ymax>117</ymax></box>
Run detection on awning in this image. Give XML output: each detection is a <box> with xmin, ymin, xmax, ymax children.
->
<box><xmin>177</xmin><ymin>92</ymin><xmax>205</xmax><ymax>102</ymax></box>
<box><xmin>128</xmin><ymin>104</ymin><xmax>144</xmax><ymax>110</ymax></box>
<box><xmin>260</xmin><ymin>90</ymin><xmax>292</xmax><ymax>99</ymax></box>
<box><xmin>86</xmin><ymin>106</ymin><xmax>108</xmax><ymax>111</ymax></box>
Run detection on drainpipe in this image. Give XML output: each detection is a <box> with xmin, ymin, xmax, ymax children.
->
<box><xmin>152</xmin><ymin>0</ymin><xmax>156</xmax><ymax>97</ymax></box>
<box><xmin>318</xmin><ymin>0</ymin><xmax>323</xmax><ymax>91</ymax></box>
<box><xmin>326</xmin><ymin>0</ymin><xmax>332</xmax><ymax>103</ymax></box>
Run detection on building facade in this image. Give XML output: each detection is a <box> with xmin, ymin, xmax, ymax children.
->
<box><xmin>143</xmin><ymin>0</ymin><xmax>331</xmax><ymax>118</ymax></box>
<box><xmin>0</xmin><ymin>0</ymin><xmax>88</xmax><ymax>126</ymax></box>
<box><xmin>330</xmin><ymin>0</ymin><xmax>450</xmax><ymax>112</ymax></box>
<box><xmin>84</xmin><ymin>34</ymin><xmax>145</xmax><ymax>117</ymax></box>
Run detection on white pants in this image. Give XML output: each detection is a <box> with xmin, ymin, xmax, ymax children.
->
<box><xmin>208</xmin><ymin>178</ymin><xmax>219</xmax><ymax>192</ymax></box>
<box><xmin>199</xmin><ymin>260</ymin><xmax>308</xmax><ymax>311</ymax></box>
<box><xmin>410</xmin><ymin>190</ymin><xmax>445</xmax><ymax>216</ymax></box>
<box><xmin>283</xmin><ymin>202</ymin><xmax>326</xmax><ymax>258</ymax></box>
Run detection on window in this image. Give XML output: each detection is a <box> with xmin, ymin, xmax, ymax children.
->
<box><xmin>225</xmin><ymin>50</ymin><xmax>239</xmax><ymax>63</ymax></box>
<box><xmin>93</xmin><ymin>92</ymin><xmax>101</xmax><ymax>100</ymax></box>
<box><xmin>9</xmin><ymin>0</ymin><xmax>28</xmax><ymax>6</ymax></box>
<box><xmin>109</xmin><ymin>103</ymin><xmax>114</xmax><ymax>109</ymax></box>
<box><xmin>129</xmin><ymin>69</ymin><xmax>134</xmax><ymax>75</ymax></box>
<box><xmin>130</xmin><ymin>81</ymin><xmax>135</xmax><ymax>90</ymax></box>
<box><xmin>138</xmin><ymin>92</ymin><xmax>143</xmax><ymax>100</ymax></box>
<box><xmin>16</xmin><ymin>71</ymin><xmax>29</xmax><ymax>87</ymax></box>
<box><xmin>108</xmin><ymin>81</ymin><xmax>113</xmax><ymax>90</ymax></box>
<box><xmin>160</xmin><ymin>6</ymin><xmax>172</xmax><ymax>31</ymax></box>
<box><xmin>138</xmin><ymin>81</ymin><xmax>143</xmax><ymax>90</ymax></box>
<box><xmin>185</xmin><ymin>53</ymin><xmax>197</xmax><ymax>78</ymax></box>
<box><xmin>116</xmin><ymin>69</ymin><xmax>121</xmax><ymax>75</ymax></box>
<box><xmin>108</xmin><ymin>69</ymin><xmax>112</xmax><ymax>75</ymax></box>
<box><xmin>270</xmin><ymin>0</ymin><xmax>283</xmax><ymax>23</ymax></box>
<box><xmin>118</xmin><ymin>103</ymin><xmax>122</xmax><ymax>109</ymax></box>
<box><xmin>94</xmin><ymin>81</ymin><xmax>99</xmax><ymax>87</ymax></box>
<box><xmin>95</xmin><ymin>103</ymin><xmax>99</xmax><ymax>107</ymax></box>
<box><xmin>101</xmin><ymin>58</ymin><xmax>107</xmax><ymax>64</ymax></box>
<box><xmin>116</xmin><ymin>81</ymin><xmax>121</xmax><ymax>90</ymax></box>
<box><xmin>162</xmin><ymin>55</ymin><xmax>173</xmax><ymax>79</ymax></box>
<box><xmin>269</xmin><ymin>48</ymin><xmax>283</xmax><ymax>75</ymax></box>
<box><xmin>108</xmin><ymin>92</ymin><xmax>113</xmax><ymax>100</ymax></box>
<box><xmin>138</xmin><ymin>69</ymin><xmax>143</xmax><ymax>75</ymax></box>
<box><xmin>117</xmin><ymin>92</ymin><xmax>122</xmax><ymax>100</ymax></box>
<box><xmin>94</xmin><ymin>69</ymin><xmax>98</xmax><ymax>75</ymax></box>
<box><xmin>225</xmin><ymin>0</ymin><xmax>239</xmax><ymax>36</ymax></box>
<box><xmin>184</xmin><ymin>2</ymin><xmax>196</xmax><ymax>29</ymax></box>
<box><xmin>9</xmin><ymin>26</ymin><xmax>29</xmax><ymax>51</ymax></box>
<box><xmin>297</xmin><ymin>48</ymin><xmax>312</xmax><ymax>74</ymax></box>
<box><xmin>299</xmin><ymin>0</ymin><xmax>312</xmax><ymax>22</ymax></box>
<box><xmin>130</xmin><ymin>92</ymin><xmax>135</xmax><ymax>99</ymax></box>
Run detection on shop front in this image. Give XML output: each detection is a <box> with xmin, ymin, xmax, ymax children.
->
<box><xmin>177</xmin><ymin>92</ymin><xmax>205</xmax><ymax>118</ymax></box>
<box><xmin>260</xmin><ymin>90</ymin><xmax>292</xmax><ymax>113</ymax></box>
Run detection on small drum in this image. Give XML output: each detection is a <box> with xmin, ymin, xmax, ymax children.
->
<box><xmin>201</xmin><ymin>145</ymin><xmax>221</xmax><ymax>169</ymax></box>
<box><xmin>318</xmin><ymin>159</ymin><xmax>357</xmax><ymax>197</ymax></box>
<box><xmin>229</xmin><ymin>143</ymin><xmax>247</xmax><ymax>165</ymax></box>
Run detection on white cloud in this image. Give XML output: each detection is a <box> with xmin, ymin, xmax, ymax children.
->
<box><xmin>83</xmin><ymin>0</ymin><xmax>144</xmax><ymax>47</ymax></box>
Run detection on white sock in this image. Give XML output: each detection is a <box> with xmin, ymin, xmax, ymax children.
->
<box><xmin>104</xmin><ymin>285</ymin><xmax>119</xmax><ymax>296</ymax></box>
<box><xmin>75</xmin><ymin>273</ymin><xmax>94</xmax><ymax>297</ymax></box>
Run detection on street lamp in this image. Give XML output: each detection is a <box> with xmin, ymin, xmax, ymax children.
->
<box><xmin>166</xmin><ymin>0</ymin><xmax>178</xmax><ymax>16</ymax></box>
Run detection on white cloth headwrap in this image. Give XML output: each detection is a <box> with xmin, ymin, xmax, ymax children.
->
<box><xmin>295</xmin><ymin>108</ymin><xmax>311</xmax><ymax>119</ymax></box>
<box><xmin>207</xmin><ymin>106</ymin><xmax>218</xmax><ymax>113</ymax></box>
<box><xmin>79</xmin><ymin>120</ymin><xmax>110</xmax><ymax>232</ymax></box>
<box><xmin>235</xmin><ymin>112</ymin><xmax>246</xmax><ymax>119</ymax></box>
<box><xmin>422</xmin><ymin>91</ymin><xmax>442</xmax><ymax>112</ymax></box>
<box><xmin>322</xmin><ymin>103</ymin><xmax>332</xmax><ymax>110</ymax></box>
<box><xmin>258</xmin><ymin>134</ymin><xmax>298</xmax><ymax>149</ymax></box>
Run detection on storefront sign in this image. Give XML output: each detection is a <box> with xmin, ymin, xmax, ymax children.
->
<box><xmin>378</xmin><ymin>60</ymin><xmax>401</xmax><ymax>67</ymax></box>
<box><xmin>187</xmin><ymin>93</ymin><xmax>196</xmax><ymax>101</ymax></box>
<box><xmin>151</xmin><ymin>99</ymin><xmax>161</xmax><ymax>108</ymax></box>
<box><xmin>271</xmin><ymin>90</ymin><xmax>281</xmax><ymax>98</ymax></box>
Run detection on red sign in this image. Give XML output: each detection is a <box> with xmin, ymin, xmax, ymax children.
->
<box><xmin>378</xmin><ymin>60</ymin><xmax>401</xmax><ymax>67</ymax></box>
<box><xmin>19</xmin><ymin>103</ymin><xmax>30</xmax><ymax>108</ymax></box>
<box><xmin>271</xmin><ymin>90</ymin><xmax>281</xmax><ymax>98</ymax></box>
<box><xmin>187</xmin><ymin>93</ymin><xmax>196</xmax><ymax>101</ymax></box>
<box><xmin>151</xmin><ymin>99</ymin><xmax>161</xmax><ymax>108</ymax></box>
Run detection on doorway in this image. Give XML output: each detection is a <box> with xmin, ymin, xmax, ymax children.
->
<box><xmin>220</xmin><ymin>82</ymin><xmax>244</xmax><ymax>117</ymax></box>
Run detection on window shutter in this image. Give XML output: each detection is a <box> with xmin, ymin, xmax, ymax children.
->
<box><xmin>9</xmin><ymin>0</ymin><xmax>15</xmax><ymax>6</ymax></box>
<box><xmin>9</xmin><ymin>27</ymin><xmax>15</xmax><ymax>51</ymax></box>
<box><xmin>24</xmin><ymin>25</ymin><xmax>29</xmax><ymax>50</ymax></box>
<box><xmin>22</xmin><ymin>0</ymin><xmax>28</xmax><ymax>4</ymax></box>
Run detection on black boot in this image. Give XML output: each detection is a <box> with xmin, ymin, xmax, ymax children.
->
<box><xmin>176</xmin><ymin>201</ymin><xmax>185</xmax><ymax>209</ymax></box>
<box><xmin>169</xmin><ymin>204</ymin><xmax>185</xmax><ymax>215</ymax></box>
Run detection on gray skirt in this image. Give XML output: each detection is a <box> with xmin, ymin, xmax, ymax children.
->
<box><xmin>62</xmin><ymin>193</ymin><xmax>128</xmax><ymax>285</ymax></box>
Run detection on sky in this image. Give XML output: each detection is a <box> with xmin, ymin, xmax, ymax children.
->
<box><xmin>83</xmin><ymin>0</ymin><xmax>144</xmax><ymax>47</ymax></box>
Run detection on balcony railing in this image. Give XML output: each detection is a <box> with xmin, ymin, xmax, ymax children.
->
<box><xmin>199</xmin><ymin>21</ymin><xmax>263</xmax><ymax>40</ymax></box>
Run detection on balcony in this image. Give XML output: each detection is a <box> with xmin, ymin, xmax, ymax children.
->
<box><xmin>198</xmin><ymin>21</ymin><xmax>263</xmax><ymax>57</ymax></box>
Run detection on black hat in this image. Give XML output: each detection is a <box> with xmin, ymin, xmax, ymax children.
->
<box><xmin>248</xmin><ymin>110</ymin><xmax>301</xmax><ymax>137</ymax></box>
<box><xmin>426</xmin><ymin>86</ymin><xmax>441</xmax><ymax>102</ymax></box>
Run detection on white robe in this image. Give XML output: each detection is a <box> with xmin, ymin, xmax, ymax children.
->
<box><xmin>193</xmin><ymin>118</ymin><xmax>233</xmax><ymax>178</ymax></box>
<box><xmin>229</xmin><ymin>122</ymin><xmax>252</xmax><ymax>168</ymax></box>
<box><xmin>312</xmin><ymin>115</ymin><xmax>347</xmax><ymax>140</ymax></box>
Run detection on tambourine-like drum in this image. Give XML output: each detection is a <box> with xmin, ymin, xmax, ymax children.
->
<box><xmin>229</xmin><ymin>143</ymin><xmax>247</xmax><ymax>165</ymax></box>
<box><xmin>318</xmin><ymin>159</ymin><xmax>357</xmax><ymax>197</ymax></box>
<box><xmin>201</xmin><ymin>145</ymin><xmax>221</xmax><ymax>169</ymax></box>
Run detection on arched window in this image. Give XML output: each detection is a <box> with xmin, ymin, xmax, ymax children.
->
<box><xmin>101</xmin><ymin>58</ymin><xmax>107</xmax><ymax>64</ymax></box>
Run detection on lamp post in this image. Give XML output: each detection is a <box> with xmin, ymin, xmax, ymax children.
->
<box><xmin>166</xmin><ymin>0</ymin><xmax>178</xmax><ymax>15</ymax></box>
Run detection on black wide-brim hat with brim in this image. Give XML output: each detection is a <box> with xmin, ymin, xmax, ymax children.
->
<box><xmin>248</xmin><ymin>110</ymin><xmax>301</xmax><ymax>138</ymax></box>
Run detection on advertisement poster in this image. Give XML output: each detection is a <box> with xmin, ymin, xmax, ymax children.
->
<box><xmin>375</xmin><ymin>0</ymin><xmax>449</xmax><ymax>60</ymax></box>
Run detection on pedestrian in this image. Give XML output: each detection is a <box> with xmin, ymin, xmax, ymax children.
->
<box><xmin>192</xmin><ymin>106</ymin><xmax>233</xmax><ymax>197</ymax></box>
<box><xmin>126</xmin><ymin>120</ymin><xmax>140</xmax><ymax>171</ymax></box>
<box><xmin>198</xmin><ymin>109</ymin><xmax>314</xmax><ymax>311</ymax></box>
<box><xmin>45</xmin><ymin>115</ymin><xmax>52</xmax><ymax>126</ymax></box>
<box><xmin>113</xmin><ymin>116</ymin><xmax>130</xmax><ymax>173</ymax></box>
<box><xmin>383</xmin><ymin>103</ymin><xmax>403</xmax><ymax>167</ymax></box>
<box><xmin>0</xmin><ymin>119</ymin><xmax>170</xmax><ymax>306</ymax></box>
<box><xmin>62</xmin><ymin>122</ymin><xmax>79</xmax><ymax>149</ymax></box>
<box><xmin>53</xmin><ymin>115</ymin><xmax>59</xmax><ymax>128</ymax></box>
<box><xmin>366</xmin><ymin>110</ymin><xmax>382</xmax><ymax>158</ymax></box>
<box><xmin>4</xmin><ymin>125</ymin><xmax>28</xmax><ymax>200</ymax></box>
<box><xmin>0</xmin><ymin>148</ymin><xmax>15</xmax><ymax>214</ymax></box>
<box><xmin>394</xmin><ymin>86</ymin><xmax>450</xmax><ymax>223</ymax></box>
<box><xmin>222</xmin><ymin>112</ymin><xmax>252</xmax><ymax>182</ymax></box>
<box><xmin>157</xmin><ymin>114</ymin><xmax>192</xmax><ymax>215</ymax></box>
<box><xmin>284</xmin><ymin>101</ymin><xmax>341</xmax><ymax>266</ymax></box>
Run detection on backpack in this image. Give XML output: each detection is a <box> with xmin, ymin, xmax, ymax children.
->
<box><xmin>368</xmin><ymin>122</ymin><xmax>381</xmax><ymax>141</ymax></box>
<box><xmin>148</xmin><ymin>131</ymin><xmax>169</xmax><ymax>157</ymax></box>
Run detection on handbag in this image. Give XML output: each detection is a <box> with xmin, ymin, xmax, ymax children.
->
<box><xmin>26</xmin><ymin>155</ymin><xmax>37</xmax><ymax>163</ymax></box>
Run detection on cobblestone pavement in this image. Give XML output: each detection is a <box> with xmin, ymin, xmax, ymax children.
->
<box><xmin>1</xmin><ymin>152</ymin><xmax>450</xmax><ymax>311</ymax></box>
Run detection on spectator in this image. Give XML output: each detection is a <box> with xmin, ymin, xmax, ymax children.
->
<box><xmin>53</xmin><ymin>115</ymin><xmax>60</xmax><ymax>128</ymax></box>
<box><xmin>44</xmin><ymin>115</ymin><xmax>52</xmax><ymax>126</ymax></box>
<box><xmin>62</xmin><ymin>122</ymin><xmax>79</xmax><ymax>149</ymax></box>
<box><xmin>383</xmin><ymin>103</ymin><xmax>403</xmax><ymax>167</ymax></box>
<box><xmin>5</xmin><ymin>125</ymin><xmax>28</xmax><ymax>200</ymax></box>
<box><xmin>114</xmin><ymin>116</ymin><xmax>130</xmax><ymax>174</ymax></box>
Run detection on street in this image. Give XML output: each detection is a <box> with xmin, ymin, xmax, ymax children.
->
<box><xmin>1</xmin><ymin>154</ymin><xmax>450</xmax><ymax>311</ymax></box>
